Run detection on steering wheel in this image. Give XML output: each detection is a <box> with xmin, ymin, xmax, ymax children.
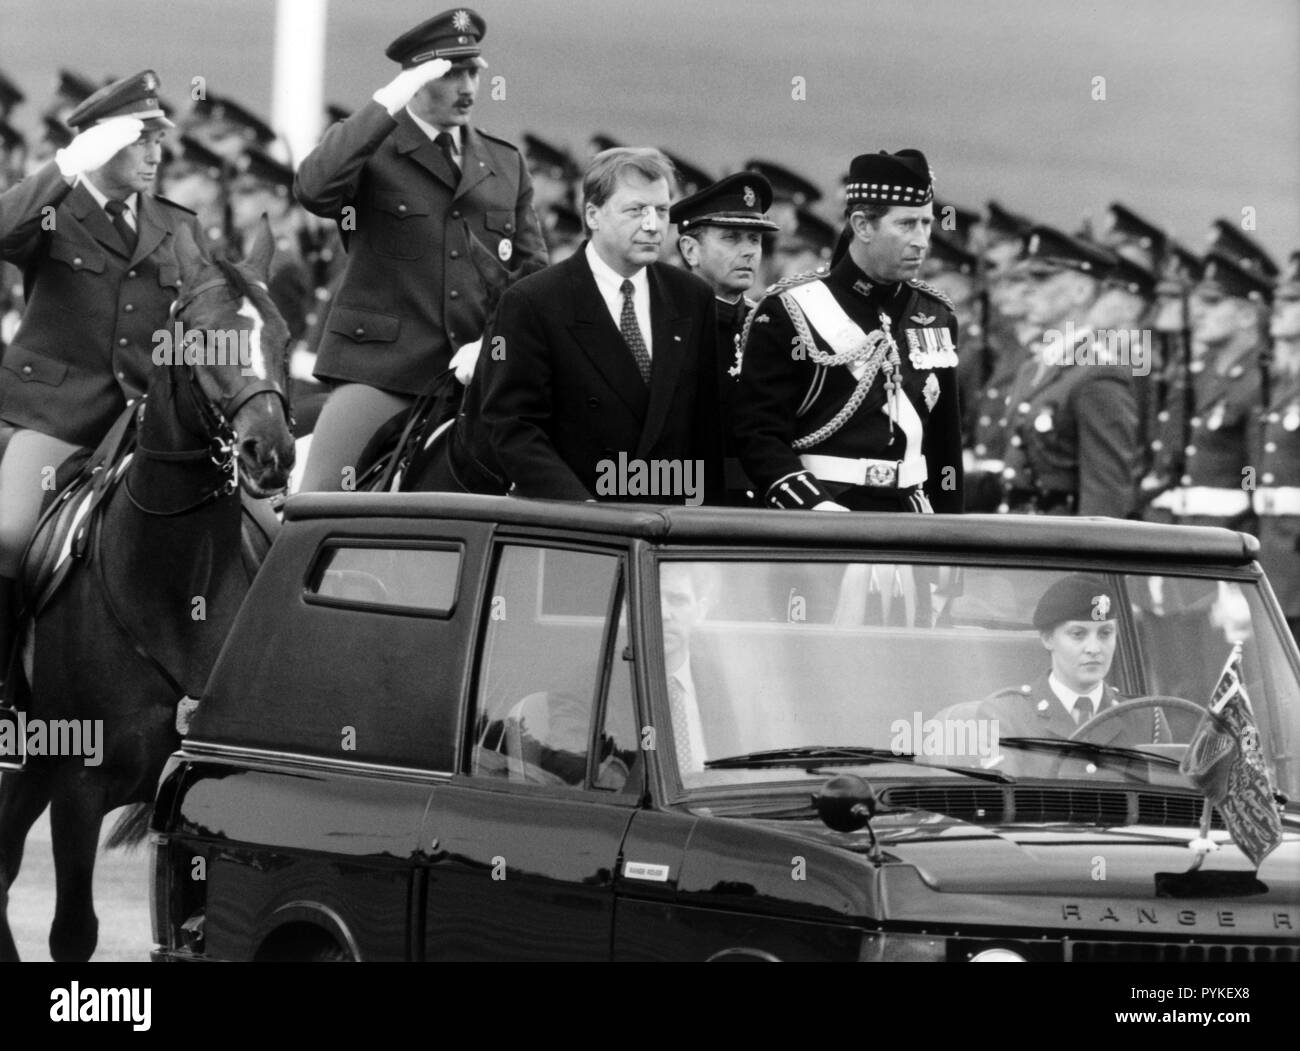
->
<box><xmin>1071</xmin><ymin>695</ymin><xmax>1205</xmax><ymax>745</ymax></box>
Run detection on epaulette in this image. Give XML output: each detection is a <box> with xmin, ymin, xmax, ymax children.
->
<box><xmin>473</xmin><ymin>127</ymin><xmax>523</xmax><ymax>153</ymax></box>
<box><xmin>153</xmin><ymin>195</ymin><xmax>197</xmax><ymax>217</ymax></box>
<box><xmin>906</xmin><ymin>277</ymin><xmax>954</xmax><ymax>312</ymax></box>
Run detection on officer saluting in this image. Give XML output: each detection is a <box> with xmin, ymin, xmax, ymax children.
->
<box><xmin>732</xmin><ymin>148</ymin><xmax>962</xmax><ymax>512</ymax></box>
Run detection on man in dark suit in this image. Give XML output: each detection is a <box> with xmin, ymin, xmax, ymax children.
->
<box><xmin>294</xmin><ymin>8</ymin><xmax>547</xmax><ymax>491</ymax></box>
<box><xmin>476</xmin><ymin>147</ymin><xmax>722</xmax><ymax>504</ymax></box>
<box><xmin>0</xmin><ymin>70</ymin><xmax>197</xmax><ymax>687</ymax></box>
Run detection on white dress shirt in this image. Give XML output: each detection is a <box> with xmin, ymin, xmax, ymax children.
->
<box><xmin>79</xmin><ymin>175</ymin><xmax>138</xmax><ymax>231</ymax></box>
<box><xmin>405</xmin><ymin>107</ymin><xmax>462</xmax><ymax>161</ymax></box>
<box><xmin>1048</xmin><ymin>673</ymin><xmax>1104</xmax><ymax>723</ymax></box>
<box><xmin>585</xmin><ymin>240</ymin><xmax>653</xmax><ymax>359</ymax></box>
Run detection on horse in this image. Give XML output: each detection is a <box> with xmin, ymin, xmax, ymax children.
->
<box><xmin>0</xmin><ymin>217</ymin><xmax>295</xmax><ymax>962</ymax></box>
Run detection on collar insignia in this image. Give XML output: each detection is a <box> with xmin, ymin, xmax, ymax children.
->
<box><xmin>910</xmin><ymin>313</ymin><xmax>935</xmax><ymax>325</ymax></box>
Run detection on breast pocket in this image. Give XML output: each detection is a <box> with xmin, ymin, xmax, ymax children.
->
<box><xmin>46</xmin><ymin>239</ymin><xmax>107</xmax><ymax>317</ymax></box>
<box><xmin>369</xmin><ymin>190</ymin><xmax>433</xmax><ymax>260</ymax></box>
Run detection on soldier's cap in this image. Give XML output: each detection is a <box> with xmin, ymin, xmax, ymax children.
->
<box><xmin>41</xmin><ymin>115</ymin><xmax>73</xmax><ymax>149</ymax></box>
<box><xmin>984</xmin><ymin>199</ymin><xmax>1034</xmax><ymax>242</ymax></box>
<box><xmin>232</xmin><ymin>146</ymin><xmax>294</xmax><ymax>195</ymax></box>
<box><xmin>1103</xmin><ymin>201</ymin><xmax>1167</xmax><ymax>256</ymax></box>
<box><xmin>325</xmin><ymin>102</ymin><xmax>353</xmax><ymax>125</ymax></box>
<box><xmin>1155</xmin><ymin>239</ymin><xmax>1202</xmax><ymax>295</ymax></box>
<box><xmin>1195</xmin><ymin>250</ymin><xmax>1273</xmax><ymax>305</ymax></box>
<box><xmin>743</xmin><ymin>158</ymin><xmax>823</xmax><ymax>206</ymax></box>
<box><xmin>386</xmin><ymin>8</ymin><xmax>488</xmax><ymax>69</ymax></box>
<box><xmin>1018</xmin><ymin>224</ymin><xmax>1116</xmax><ymax>279</ymax></box>
<box><xmin>66</xmin><ymin>70</ymin><xmax>173</xmax><ymax>132</ymax></box>
<box><xmin>844</xmin><ymin>148</ymin><xmax>932</xmax><ymax>209</ymax></box>
<box><xmin>1102</xmin><ymin>253</ymin><xmax>1156</xmax><ymax>299</ymax></box>
<box><xmin>0</xmin><ymin>119</ymin><xmax>25</xmax><ymax>152</ymax></box>
<box><xmin>54</xmin><ymin>68</ymin><xmax>99</xmax><ymax>104</ymax></box>
<box><xmin>926</xmin><ymin>231</ymin><xmax>978</xmax><ymax>276</ymax></box>
<box><xmin>1275</xmin><ymin>251</ymin><xmax>1300</xmax><ymax>302</ymax></box>
<box><xmin>190</xmin><ymin>93</ymin><xmax>275</xmax><ymax>145</ymax></box>
<box><xmin>670</xmin><ymin>172</ymin><xmax>780</xmax><ymax>234</ymax></box>
<box><xmin>780</xmin><ymin>207</ymin><xmax>837</xmax><ymax>255</ymax></box>
<box><xmin>1207</xmin><ymin>218</ymin><xmax>1279</xmax><ymax>279</ymax></box>
<box><xmin>1033</xmin><ymin>575</ymin><xmax>1118</xmax><ymax>631</ymax></box>
<box><xmin>548</xmin><ymin>202</ymin><xmax>584</xmax><ymax>240</ymax></box>
<box><xmin>590</xmin><ymin>132</ymin><xmax>624</xmax><ymax>154</ymax></box>
<box><xmin>522</xmin><ymin>132</ymin><xmax>578</xmax><ymax>180</ymax></box>
<box><xmin>931</xmin><ymin>198</ymin><xmax>980</xmax><ymax>251</ymax></box>
<box><xmin>170</xmin><ymin>134</ymin><xmax>227</xmax><ymax>179</ymax></box>
<box><xmin>660</xmin><ymin>149</ymin><xmax>714</xmax><ymax>198</ymax></box>
<box><xmin>0</xmin><ymin>68</ymin><xmax>24</xmax><ymax>109</ymax></box>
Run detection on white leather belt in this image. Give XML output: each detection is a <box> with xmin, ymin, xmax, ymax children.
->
<box><xmin>1254</xmin><ymin>487</ymin><xmax>1300</xmax><ymax>516</ymax></box>
<box><xmin>800</xmin><ymin>453</ymin><xmax>928</xmax><ymax>489</ymax></box>
<box><xmin>1149</xmin><ymin>486</ymin><xmax>1252</xmax><ymax>517</ymax></box>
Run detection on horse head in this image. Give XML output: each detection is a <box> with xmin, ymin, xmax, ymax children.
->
<box><xmin>169</xmin><ymin>217</ymin><xmax>295</xmax><ymax>498</ymax></box>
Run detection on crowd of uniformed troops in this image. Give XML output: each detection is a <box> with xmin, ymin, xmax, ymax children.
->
<box><xmin>1</xmin><ymin>6</ymin><xmax>1297</xmax><ymax>648</ymax></box>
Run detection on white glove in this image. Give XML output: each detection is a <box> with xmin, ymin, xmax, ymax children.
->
<box><xmin>449</xmin><ymin>337</ymin><xmax>482</xmax><ymax>385</ymax></box>
<box><xmin>813</xmin><ymin>500</ymin><xmax>851</xmax><ymax>512</ymax></box>
<box><xmin>372</xmin><ymin>58</ymin><xmax>453</xmax><ymax>115</ymax></box>
<box><xmin>55</xmin><ymin>116</ymin><xmax>144</xmax><ymax>178</ymax></box>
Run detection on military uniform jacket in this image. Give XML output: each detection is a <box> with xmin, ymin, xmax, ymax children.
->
<box><xmin>732</xmin><ymin>255</ymin><xmax>963</xmax><ymax>512</ymax></box>
<box><xmin>476</xmin><ymin>247</ymin><xmax>723</xmax><ymax>503</ymax></box>
<box><xmin>294</xmin><ymin>100</ymin><xmax>547</xmax><ymax>396</ymax></box>
<box><xmin>977</xmin><ymin>673</ymin><xmax>1127</xmax><ymax>742</ymax></box>
<box><xmin>1000</xmin><ymin>331</ymin><xmax>1139</xmax><ymax>518</ymax></box>
<box><xmin>0</xmin><ymin>162</ymin><xmax>199</xmax><ymax>447</ymax></box>
<box><xmin>1255</xmin><ymin>363</ymin><xmax>1300</xmax><ymax>617</ymax></box>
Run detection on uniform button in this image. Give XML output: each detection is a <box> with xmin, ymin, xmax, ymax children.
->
<box><xmin>20</xmin><ymin>364</ymin><xmax>31</xmax><ymax>375</ymax></box>
<box><xmin>118</xmin><ymin>337</ymin><xmax>128</xmax><ymax>347</ymax></box>
<box><xmin>1010</xmin><ymin>435</ymin><xmax>1022</xmax><ymax>447</ymax></box>
<box><xmin>397</xmin><ymin>203</ymin><xmax>407</xmax><ymax>213</ymax></box>
<box><xmin>974</xmin><ymin>443</ymin><xmax>987</xmax><ymax>455</ymax></box>
<box><xmin>1185</xmin><ymin>445</ymin><xmax>1196</xmax><ymax>456</ymax></box>
<box><xmin>1180</xmin><ymin>474</ymin><xmax>1193</xmax><ymax>485</ymax></box>
<box><xmin>988</xmin><ymin>388</ymin><xmax>999</xmax><ymax>397</ymax></box>
<box><xmin>997</xmin><ymin>418</ymin><xmax>1007</xmax><ymax>427</ymax></box>
<box><xmin>1151</xmin><ymin>440</ymin><xmax>1163</xmax><ymax>451</ymax></box>
<box><xmin>449</xmin><ymin>290</ymin><xmax>459</xmax><ymax>299</ymax></box>
<box><xmin>448</xmin><ymin>331</ymin><xmax>456</xmax><ymax>341</ymax></box>
<box><xmin>1190</xmin><ymin>416</ymin><xmax>1201</xmax><ymax>427</ymax></box>
<box><xmin>1265</xmin><ymin>441</ymin><xmax>1277</xmax><ymax>453</ymax></box>
<box><xmin>354</xmin><ymin>327</ymin><xmax>365</xmax><ymax>337</ymax></box>
<box><xmin>1157</xmin><ymin>410</ymin><xmax>1170</xmax><ymax>422</ymax></box>
<box><xmin>1001</xmin><ymin>467</ymin><xmax>1016</xmax><ymax>480</ymax></box>
<box><xmin>123</xmin><ymin>303</ymin><xmax>134</xmax><ymax>313</ymax></box>
<box><xmin>505</xmin><ymin>222</ymin><xmax>513</xmax><ymax>232</ymax></box>
<box><xmin>450</xmin><ymin>209</ymin><xmax>461</xmax><ymax>219</ymax></box>
<box><xmin>1018</xmin><ymin>401</ymin><xmax>1031</xmax><ymax>413</ymax></box>
<box><xmin>587</xmin><ymin>397</ymin><xmax>599</xmax><ymax>408</ymax></box>
<box><xmin>450</xmin><ymin>250</ymin><xmax>460</xmax><ymax>259</ymax></box>
<box><xmin>1263</xmin><ymin>472</ymin><xmax>1276</xmax><ymax>484</ymax></box>
<box><xmin>73</xmin><ymin>256</ymin><xmax>83</xmax><ymax>266</ymax></box>
<box><xmin>978</xmin><ymin>415</ymin><xmax>991</xmax><ymax>427</ymax></box>
<box><xmin>116</xmin><ymin>370</ymin><xmax>125</xmax><ymax>380</ymax></box>
<box><xmin>127</xmin><ymin>270</ymin><xmax>137</xmax><ymax>278</ymax></box>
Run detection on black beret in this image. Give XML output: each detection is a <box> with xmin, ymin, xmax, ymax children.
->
<box><xmin>1019</xmin><ymin>224</ymin><xmax>1117</xmax><ymax>278</ymax></box>
<box><xmin>1207</xmin><ymin>219</ymin><xmax>1278</xmax><ymax>279</ymax></box>
<box><xmin>743</xmin><ymin>158</ymin><xmax>822</xmax><ymax>206</ymax></box>
<box><xmin>386</xmin><ymin>8</ymin><xmax>487</xmax><ymax>69</ymax></box>
<box><xmin>1033</xmin><ymin>575</ymin><xmax>1118</xmax><ymax>631</ymax></box>
<box><xmin>66</xmin><ymin>69</ymin><xmax>174</xmax><ymax>132</ymax></box>
<box><xmin>844</xmin><ymin>148</ymin><xmax>932</xmax><ymax>208</ymax></box>
<box><xmin>1196</xmin><ymin>250</ymin><xmax>1273</xmax><ymax>305</ymax></box>
<box><xmin>670</xmin><ymin>171</ymin><xmax>780</xmax><ymax>233</ymax></box>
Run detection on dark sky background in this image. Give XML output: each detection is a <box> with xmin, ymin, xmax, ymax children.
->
<box><xmin>1</xmin><ymin>0</ymin><xmax>1296</xmax><ymax>257</ymax></box>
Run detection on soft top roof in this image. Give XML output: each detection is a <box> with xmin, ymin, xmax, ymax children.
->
<box><xmin>283</xmin><ymin>494</ymin><xmax>1257</xmax><ymax>566</ymax></box>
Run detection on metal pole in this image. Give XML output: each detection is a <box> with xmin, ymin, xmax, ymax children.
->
<box><xmin>272</xmin><ymin>0</ymin><xmax>328</xmax><ymax>166</ymax></box>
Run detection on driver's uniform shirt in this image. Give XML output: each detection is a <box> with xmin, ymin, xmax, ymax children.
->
<box><xmin>1047</xmin><ymin>673</ymin><xmax>1104</xmax><ymax>725</ymax></box>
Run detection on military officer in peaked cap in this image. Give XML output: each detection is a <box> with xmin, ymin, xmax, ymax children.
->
<box><xmin>294</xmin><ymin>7</ymin><xmax>547</xmax><ymax>492</ymax></box>
<box><xmin>0</xmin><ymin>70</ymin><xmax>199</xmax><ymax>684</ymax></box>
<box><xmin>185</xmin><ymin>92</ymin><xmax>278</xmax><ymax>161</ymax></box>
<box><xmin>1255</xmin><ymin>253</ymin><xmax>1300</xmax><ymax>642</ymax></box>
<box><xmin>732</xmin><ymin>148</ymin><xmax>963</xmax><ymax>513</ymax></box>
<box><xmin>1145</xmin><ymin>251</ymin><xmax>1270</xmax><ymax>531</ymax></box>
<box><xmin>1206</xmin><ymin>218</ymin><xmax>1278</xmax><ymax>281</ymax></box>
<box><xmin>1099</xmin><ymin>202</ymin><xmax>1166</xmax><ymax>273</ymax></box>
<box><xmin>999</xmin><ymin>226</ymin><xmax>1138</xmax><ymax>518</ymax></box>
<box><xmin>672</xmin><ymin>172</ymin><xmax>780</xmax><ymax>504</ymax></box>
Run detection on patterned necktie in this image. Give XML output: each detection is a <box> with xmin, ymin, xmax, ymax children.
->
<box><xmin>104</xmin><ymin>199</ymin><xmax>137</xmax><ymax>254</ymax></box>
<box><xmin>434</xmin><ymin>131</ymin><xmax>460</xmax><ymax>179</ymax></box>
<box><xmin>668</xmin><ymin>675</ymin><xmax>695</xmax><ymax>773</ymax></box>
<box><xmin>619</xmin><ymin>279</ymin><xmax>652</xmax><ymax>383</ymax></box>
<box><xmin>1074</xmin><ymin>696</ymin><xmax>1095</xmax><ymax>725</ymax></box>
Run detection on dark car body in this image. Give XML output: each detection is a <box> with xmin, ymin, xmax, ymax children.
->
<box><xmin>150</xmin><ymin>495</ymin><xmax>1300</xmax><ymax>961</ymax></box>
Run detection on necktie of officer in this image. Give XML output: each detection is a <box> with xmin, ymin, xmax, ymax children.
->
<box><xmin>1074</xmin><ymin>696</ymin><xmax>1095</xmax><ymax>725</ymax></box>
<box><xmin>619</xmin><ymin>279</ymin><xmax>652</xmax><ymax>383</ymax></box>
<box><xmin>668</xmin><ymin>674</ymin><xmax>695</xmax><ymax>773</ymax></box>
<box><xmin>434</xmin><ymin>131</ymin><xmax>460</xmax><ymax>179</ymax></box>
<box><xmin>104</xmin><ymin>199</ymin><xmax>137</xmax><ymax>254</ymax></box>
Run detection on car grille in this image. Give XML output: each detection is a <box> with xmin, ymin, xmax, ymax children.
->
<box><xmin>881</xmin><ymin>786</ymin><xmax>1226</xmax><ymax>828</ymax></box>
<box><xmin>1067</xmin><ymin>940</ymin><xmax>1299</xmax><ymax>962</ymax></box>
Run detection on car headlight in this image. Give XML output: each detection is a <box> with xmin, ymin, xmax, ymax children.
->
<box><xmin>968</xmin><ymin>946</ymin><xmax>1029</xmax><ymax>962</ymax></box>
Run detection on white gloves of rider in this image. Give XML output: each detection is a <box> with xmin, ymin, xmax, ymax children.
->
<box><xmin>372</xmin><ymin>58</ymin><xmax>453</xmax><ymax>115</ymax></box>
<box><xmin>55</xmin><ymin>116</ymin><xmax>144</xmax><ymax>179</ymax></box>
<box><xmin>450</xmin><ymin>337</ymin><xmax>483</xmax><ymax>385</ymax></box>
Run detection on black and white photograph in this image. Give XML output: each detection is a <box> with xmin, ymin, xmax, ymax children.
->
<box><xmin>0</xmin><ymin>0</ymin><xmax>1296</xmax><ymax>1014</ymax></box>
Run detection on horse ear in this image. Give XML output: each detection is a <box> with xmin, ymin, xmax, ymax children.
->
<box><xmin>242</xmin><ymin>214</ymin><xmax>276</xmax><ymax>283</ymax></box>
<box><xmin>173</xmin><ymin>222</ymin><xmax>209</xmax><ymax>286</ymax></box>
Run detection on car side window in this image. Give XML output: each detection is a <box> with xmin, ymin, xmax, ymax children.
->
<box><xmin>471</xmin><ymin>545</ymin><xmax>621</xmax><ymax>788</ymax></box>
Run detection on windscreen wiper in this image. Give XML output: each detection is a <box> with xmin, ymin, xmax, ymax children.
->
<box><xmin>998</xmin><ymin>736</ymin><xmax>1182</xmax><ymax>769</ymax></box>
<box><xmin>704</xmin><ymin>745</ymin><xmax>1014</xmax><ymax>784</ymax></box>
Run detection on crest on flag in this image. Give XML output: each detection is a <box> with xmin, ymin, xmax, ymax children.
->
<box><xmin>1179</xmin><ymin>642</ymin><xmax>1284</xmax><ymax>868</ymax></box>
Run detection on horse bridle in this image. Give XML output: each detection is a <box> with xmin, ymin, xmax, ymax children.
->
<box><xmin>126</xmin><ymin>276</ymin><xmax>291</xmax><ymax>516</ymax></box>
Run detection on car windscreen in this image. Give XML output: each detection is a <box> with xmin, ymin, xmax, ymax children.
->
<box><xmin>653</xmin><ymin>560</ymin><xmax>1299</xmax><ymax>799</ymax></box>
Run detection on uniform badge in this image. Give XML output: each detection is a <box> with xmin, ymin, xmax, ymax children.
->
<box><xmin>453</xmin><ymin>9</ymin><xmax>473</xmax><ymax>31</ymax></box>
<box><xmin>923</xmin><ymin>372</ymin><xmax>940</xmax><ymax>411</ymax></box>
<box><xmin>1033</xmin><ymin>410</ymin><xmax>1054</xmax><ymax>433</ymax></box>
<box><xmin>909</xmin><ymin>313</ymin><xmax>935</xmax><ymax>325</ymax></box>
<box><xmin>498</xmin><ymin>237</ymin><xmax>513</xmax><ymax>263</ymax></box>
<box><xmin>742</xmin><ymin>185</ymin><xmax>756</xmax><ymax>208</ymax></box>
<box><xmin>1284</xmin><ymin>407</ymin><xmax>1300</xmax><ymax>431</ymax></box>
<box><xmin>852</xmin><ymin>279</ymin><xmax>873</xmax><ymax>297</ymax></box>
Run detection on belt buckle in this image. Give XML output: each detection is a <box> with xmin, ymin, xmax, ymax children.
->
<box><xmin>864</xmin><ymin>460</ymin><xmax>897</xmax><ymax>488</ymax></box>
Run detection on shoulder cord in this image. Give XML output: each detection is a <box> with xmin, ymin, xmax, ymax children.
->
<box><xmin>785</xmin><ymin>294</ymin><xmax>901</xmax><ymax>450</ymax></box>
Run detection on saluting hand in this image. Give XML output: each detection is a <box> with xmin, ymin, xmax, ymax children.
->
<box><xmin>55</xmin><ymin>116</ymin><xmax>145</xmax><ymax>179</ymax></box>
<box><xmin>373</xmin><ymin>58</ymin><xmax>454</xmax><ymax>115</ymax></box>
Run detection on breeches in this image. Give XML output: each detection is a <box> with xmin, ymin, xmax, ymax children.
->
<box><xmin>296</xmin><ymin>383</ymin><xmax>415</xmax><ymax>492</ymax></box>
<box><xmin>0</xmin><ymin>428</ymin><xmax>80</xmax><ymax>577</ymax></box>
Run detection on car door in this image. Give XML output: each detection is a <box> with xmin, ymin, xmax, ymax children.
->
<box><xmin>421</xmin><ymin>541</ymin><xmax>642</xmax><ymax>960</ymax></box>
